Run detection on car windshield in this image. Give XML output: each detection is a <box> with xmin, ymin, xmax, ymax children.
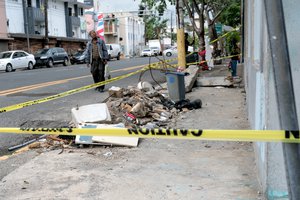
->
<box><xmin>74</xmin><ymin>52</ymin><xmax>83</xmax><ymax>57</ymax></box>
<box><xmin>143</xmin><ymin>49</ymin><xmax>151</xmax><ymax>52</ymax></box>
<box><xmin>36</xmin><ymin>49</ymin><xmax>50</xmax><ymax>54</ymax></box>
<box><xmin>0</xmin><ymin>52</ymin><xmax>12</xmax><ymax>59</ymax></box>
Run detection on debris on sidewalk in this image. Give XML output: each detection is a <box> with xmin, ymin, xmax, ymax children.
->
<box><xmin>184</xmin><ymin>65</ymin><xmax>199</xmax><ymax>92</ymax></box>
<box><xmin>75</xmin><ymin>123</ymin><xmax>139</xmax><ymax>147</ymax></box>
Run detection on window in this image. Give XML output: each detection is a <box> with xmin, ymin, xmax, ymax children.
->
<box><xmin>68</xmin><ymin>8</ymin><xmax>72</xmax><ymax>16</ymax></box>
<box><xmin>13</xmin><ymin>52</ymin><xmax>20</xmax><ymax>59</ymax></box>
<box><xmin>27</xmin><ymin>0</ymin><xmax>32</xmax><ymax>7</ymax></box>
<box><xmin>18</xmin><ymin>52</ymin><xmax>27</xmax><ymax>57</ymax></box>
<box><xmin>36</xmin><ymin>0</ymin><xmax>40</xmax><ymax>8</ymax></box>
<box><xmin>80</xmin><ymin>8</ymin><xmax>83</xmax><ymax>16</ymax></box>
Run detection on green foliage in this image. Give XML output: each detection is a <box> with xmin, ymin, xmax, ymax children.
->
<box><xmin>218</xmin><ymin>2</ymin><xmax>241</xmax><ymax>27</ymax></box>
<box><xmin>144</xmin><ymin>15</ymin><xmax>168</xmax><ymax>40</ymax></box>
<box><xmin>225</xmin><ymin>31</ymin><xmax>240</xmax><ymax>54</ymax></box>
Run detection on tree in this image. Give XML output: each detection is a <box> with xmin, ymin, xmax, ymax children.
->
<box><xmin>141</xmin><ymin>0</ymin><xmax>241</xmax><ymax>52</ymax></box>
<box><xmin>144</xmin><ymin>15</ymin><xmax>168</xmax><ymax>41</ymax></box>
<box><xmin>218</xmin><ymin>1</ymin><xmax>241</xmax><ymax>28</ymax></box>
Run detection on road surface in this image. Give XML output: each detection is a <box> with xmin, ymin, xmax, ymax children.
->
<box><xmin>0</xmin><ymin>56</ymin><xmax>172</xmax><ymax>156</ymax></box>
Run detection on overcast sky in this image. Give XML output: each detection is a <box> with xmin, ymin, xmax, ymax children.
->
<box><xmin>99</xmin><ymin>0</ymin><xmax>140</xmax><ymax>13</ymax></box>
<box><xmin>98</xmin><ymin>0</ymin><xmax>176</xmax><ymax>26</ymax></box>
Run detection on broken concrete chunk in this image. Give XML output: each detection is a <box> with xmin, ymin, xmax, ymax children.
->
<box><xmin>145</xmin><ymin>90</ymin><xmax>159</xmax><ymax>98</ymax></box>
<box><xmin>137</xmin><ymin>81</ymin><xmax>154</xmax><ymax>92</ymax></box>
<box><xmin>184</xmin><ymin>65</ymin><xmax>199</xmax><ymax>92</ymax></box>
<box><xmin>130</xmin><ymin>102</ymin><xmax>148</xmax><ymax>117</ymax></box>
<box><xmin>108</xmin><ymin>86</ymin><xmax>124</xmax><ymax>98</ymax></box>
<box><xmin>121</xmin><ymin>103</ymin><xmax>132</xmax><ymax>113</ymax></box>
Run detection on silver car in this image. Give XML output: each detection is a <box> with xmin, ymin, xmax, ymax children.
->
<box><xmin>0</xmin><ymin>50</ymin><xmax>36</xmax><ymax>72</ymax></box>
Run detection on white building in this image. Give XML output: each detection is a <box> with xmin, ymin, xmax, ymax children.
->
<box><xmin>4</xmin><ymin>0</ymin><xmax>92</xmax><ymax>53</ymax></box>
<box><xmin>6</xmin><ymin>0</ymin><xmax>91</xmax><ymax>38</ymax></box>
<box><xmin>117</xmin><ymin>12</ymin><xmax>145</xmax><ymax>57</ymax></box>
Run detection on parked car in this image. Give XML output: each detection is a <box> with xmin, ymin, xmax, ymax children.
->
<box><xmin>163</xmin><ymin>46</ymin><xmax>194</xmax><ymax>57</ymax></box>
<box><xmin>34</xmin><ymin>47</ymin><xmax>69</xmax><ymax>68</ymax></box>
<box><xmin>106</xmin><ymin>44</ymin><xmax>121</xmax><ymax>60</ymax></box>
<box><xmin>0</xmin><ymin>50</ymin><xmax>36</xmax><ymax>72</ymax></box>
<box><xmin>140</xmin><ymin>49</ymin><xmax>155</xmax><ymax>57</ymax></box>
<box><xmin>70</xmin><ymin>49</ymin><xmax>87</xmax><ymax>65</ymax></box>
<box><xmin>150</xmin><ymin>47</ymin><xmax>160</xmax><ymax>56</ymax></box>
<box><xmin>163</xmin><ymin>47</ymin><xmax>178</xmax><ymax>57</ymax></box>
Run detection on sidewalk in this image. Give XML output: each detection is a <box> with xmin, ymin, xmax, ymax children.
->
<box><xmin>0</xmin><ymin>64</ymin><xmax>263</xmax><ymax>200</ymax></box>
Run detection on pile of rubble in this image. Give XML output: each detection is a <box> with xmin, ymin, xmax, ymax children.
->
<box><xmin>106</xmin><ymin>86</ymin><xmax>178</xmax><ymax>128</ymax></box>
<box><xmin>106</xmin><ymin>84</ymin><xmax>202</xmax><ymax>128</ymax></box>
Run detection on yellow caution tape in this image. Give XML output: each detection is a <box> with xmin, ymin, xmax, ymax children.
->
<box><xmin>0</xmin><ymin>128</ymin><xmax>299</xmax><ymax>143</ymax></box>
<box><xmin>0</xmin><ymin>53</ymin><xmax>236</xmax><ymax>114</ymax></box>
<box><xmin>209</xmin><ymin>26</ymin><xmax>240</xmax><ymax>45</ymax></box>
<box><xmin>0</xmin><ymin>58</ymin><xmax>179</xmax><ymax>114</ymax></box>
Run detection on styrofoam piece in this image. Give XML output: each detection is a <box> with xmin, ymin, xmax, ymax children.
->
<box><xmin>75</xmin><ymin>123</ymin><xmax>139</xmax><ymax>147</ymax></box>
<box><xmin>71</xmin><ymin>103</ymin><xmax>111</xmax><ymax>127</ymax></box>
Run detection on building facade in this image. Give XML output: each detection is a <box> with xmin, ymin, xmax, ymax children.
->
<box><xmin>4</xmin><ymin>0</ymin><xmax>92</xmax><ymax>54</ymax></box>
<box><xmin>243</xmin><ymin>0</ymin><xmax>300</xmax><ymax>199</ymax></box>
<box><xmin>117</xmin><ymin>13</ymin><xmax>145</xmax><ymax>57</ymax></box>
<box><xmin>0</xmin><ymin>0</ymin><xmax>11</xmax><ymax>52</ymax></box>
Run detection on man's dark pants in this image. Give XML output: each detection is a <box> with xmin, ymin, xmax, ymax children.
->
<box><xmin>91</xmin><ymin>58</ymin><xmax>105</xmax><ymax>90</ymax></box>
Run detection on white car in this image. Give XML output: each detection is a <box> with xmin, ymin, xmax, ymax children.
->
<box><xmin>140</xmin><ymin>49</ymin><xmax>155</xmax><ymax>57</ymax></box>
<box><xmin>163</xmin><ymin>46</ymin><xmax>195</xmax><ymax>57</ymax></box>
<box><xmin>163</xmin><ymin>47</ymin><xmax>178</xmax><ymax>57</ymax></box>
<box><xmin>0</xmin><ymin>50</ymin><xmax>36</xmax><ymax>72</ymax></box>
<box><xmin>150</xmin><ymin>47</ymin><xmax>160</xmax><ymax>55</ymax></box>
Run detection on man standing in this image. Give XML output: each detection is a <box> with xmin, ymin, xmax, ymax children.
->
<box><xmin>85</xmin><ymin>30</ymin><xmax>108</xmax><ymax>92</ymax></box>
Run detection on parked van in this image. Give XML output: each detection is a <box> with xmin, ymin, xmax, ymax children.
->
<box><xmin>106</xmin><ymin>44</ymin><xmax>121</xmax><ymax>60</ymax></box>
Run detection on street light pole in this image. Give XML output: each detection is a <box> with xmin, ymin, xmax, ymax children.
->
<box><xmin>170</xmin><ymin>11</ymin><xmax>173</xmax><ymax>46</ymax></box>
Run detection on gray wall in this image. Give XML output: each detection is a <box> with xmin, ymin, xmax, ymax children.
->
<box><xmin>244</xmin><ymin>0</ymin><xmax>300</xmax><ymax>199</ymax></box>
<box><xmin>0</xmin><ymin>42</ymin><xmax>8</xmax><ymax>52</ymax></box>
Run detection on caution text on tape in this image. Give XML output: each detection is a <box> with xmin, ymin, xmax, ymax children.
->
<box><xmin>0</xmin><ymin>128</ymin><xmax>300</xmax><ymax>143</ymax></box>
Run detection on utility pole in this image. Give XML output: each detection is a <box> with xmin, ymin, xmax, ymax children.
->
<box><xmin>192</xmin><ymin>6</ymin><xmax>195</xmax><ymax>52</ymax></box>
<box><xmin>22</xmin><ymin>0</ymin><xmax>30</xmax><ymax>52</ymax></box>
<box><xmin>44</xmin><ymin>0</ymin><xmax>49</xmax><ymax>47</ymax></box>
<box><xmin>132</xmin><ymin>18</ymin><xmax>135</xmax><ymax>56</ymax></box>
<box><xmin>170</xmin><ymin>11</ymin><xmax>173</xmax><ymax>46</ymax></box>
<box><xmin>176</xmin><ymin>0</ymin><xmax>186</xmax><ymax>68</ymax></box>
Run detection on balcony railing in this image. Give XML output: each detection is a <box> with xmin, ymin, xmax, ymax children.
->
<box><xmin>27</xmin><ymin>7</ymin><xmax>44</xmax><ymax>22</ymax></box>
<box><xmin>104</xmin><ymin>22</ymin><xmax>117</xmax><ymax>35</ymax></box>
<box><xmin>71</xmin><ymin>16</ymin><xmax>80</xmax><ymax>27</ymax></box>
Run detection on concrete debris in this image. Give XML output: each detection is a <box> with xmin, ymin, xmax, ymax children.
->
<box><xmin>75</xmin><ymin>123</ymin><xmax>139</xmax><ymax>147</ymax></box>
<box><xmin>108</xmin><ymin>86</ymin><xmax>124</xmax><ymax>98</ymax></box>
<box><xmin>184</xmin><ymin>65</ymin><xmax>199</xmax><ymax>92</ymax></box>
<box><xmin>103</xmin><ymin>152</ymin><xmax>113</xmax><ymax>157</ymax></box>
<box><xmin>137</xmin><ymin>81</ymin><xmax>155</xmax><ymax>92</ymax></box>
<box><xmin>105</xmin><ymin>86</ymin><xmax>203</xmax><ymax>128</ymax></box>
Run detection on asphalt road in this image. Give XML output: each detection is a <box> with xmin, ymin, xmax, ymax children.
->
<box><xmin>0</xmin><ymin>56</ymin><xmax>172</xmax><ymax>156</ymax></box>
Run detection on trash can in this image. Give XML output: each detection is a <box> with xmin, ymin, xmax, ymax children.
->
<box><xmin>165</xmin><ymin>72</ymin><xmax>185</xmax><ymax>102</ymax></box>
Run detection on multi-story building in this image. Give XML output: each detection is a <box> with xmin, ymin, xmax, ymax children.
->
<box><xmin>117</xmin><ymin>12</ymin><xmax>145</xmax><ymax>57</ymax></box>
<box><xmin>103</xmin><ymin>14</ymin><xmax>119</xmax><ymax>44</ymax></box>
<box><xmin>4</xmin><ymin>0</ymin><xmax>93</xmax><ymax>54</ymax></box>
<box><xmin>0</xmin><ymin>1</ymin><xmax>11</xmax><ymax>52</ymax></box>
